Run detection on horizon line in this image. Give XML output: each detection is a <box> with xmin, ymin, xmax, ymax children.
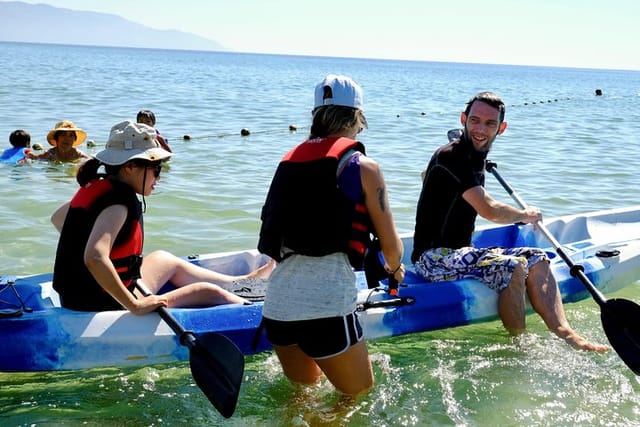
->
<box><xmin>2</xmin><ymin>39</ymin><xmax>638</xmax><ymax>73</ymax></box>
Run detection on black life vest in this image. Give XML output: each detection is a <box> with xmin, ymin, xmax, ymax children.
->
<box><xmin>258</xmin><ymin>136</ymin><xmax>373</xmax><ymax>269</ymax></box>
<box><xmin>53</xmin><ymin>178</ymin><xmax>143</xmax><ymax>311</ymax></box>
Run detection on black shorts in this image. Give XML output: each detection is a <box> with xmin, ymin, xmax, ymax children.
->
<box><xmin>263</xmin><ymin>312</ymin><xmax>364</xmax><ymax>359</ymax></box>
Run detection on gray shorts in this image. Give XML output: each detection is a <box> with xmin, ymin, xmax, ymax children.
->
<box><xmin>414</xmin><ymin>246</ymin><xmax>549</xmax><ymax>291</ymax></box>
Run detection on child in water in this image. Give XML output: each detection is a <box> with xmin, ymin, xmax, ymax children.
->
<box><xmin>137</xmin><ymin>110</ymin><xmax>172</xmax><ymax>153</ymax></box>
<box><xmin>0</xmin><ymin>129</ymin><xmax>31</xmax><ymax>164</ymax></box>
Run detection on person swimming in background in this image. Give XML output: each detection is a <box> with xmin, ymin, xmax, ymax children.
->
<box><xmin>30</xmin><ymin>120</ymin><xmax>91</xmax><ymax>163</ymax></box>
<box><xmin>137</xmin><ymin>109</ymin><xmax>172</xmax><ymax>153</ymax></box>
<box><xmin>0</xmin><ymin>129</ymin><xmax>31</xmax><ymax>164</ymax></box>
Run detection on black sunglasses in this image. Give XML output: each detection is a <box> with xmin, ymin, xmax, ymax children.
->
<box><xmin>132</xmin><ymin>161</ymin><xmax>162</xmax><ymax>177</ymax></box>
<box><xmin>148</xmin><ymin>163</ymin><xmax>162</xmax><ymax>177</ymax></box>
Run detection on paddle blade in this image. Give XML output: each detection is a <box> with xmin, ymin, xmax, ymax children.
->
<box><xmin>189</xmin><ymin>332</ymin><xmax>245</xmax><ymax>418</ymax></box>
<box><xmin>601</xmin><ymin>298</ymin><xmax>640</xmax><ymax>375</ymax></box>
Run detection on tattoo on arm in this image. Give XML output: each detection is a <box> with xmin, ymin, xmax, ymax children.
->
<box><xmin>377</xmin><ymin>187</ymin><xmax>386</xmax><ymax>212</ymax></box>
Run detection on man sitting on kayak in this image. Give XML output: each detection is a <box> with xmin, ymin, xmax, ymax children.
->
<box><xmin>412</xmin><ymin>91</ymin><xmax>608</xmax><ymax>352</ymax></box>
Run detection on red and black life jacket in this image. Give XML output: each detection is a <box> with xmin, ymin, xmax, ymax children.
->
<box><xmin>52</xmin><ymin>178</ymin><xmax>143</xmax><ymax>311</ymax></box>
<box><xmin>258</xmin><ymin>136</ymin><xmax>374</xmax><ymax>269</ymax></box>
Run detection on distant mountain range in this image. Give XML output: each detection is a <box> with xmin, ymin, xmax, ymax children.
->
<box><xmin>0</xmin><ymin>1</ymin><xmax>226</xmax><ymax>51</ymax></box>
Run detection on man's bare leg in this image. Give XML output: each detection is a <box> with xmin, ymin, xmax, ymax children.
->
<box><xmin>526</xmin><ymin>261</ymin><xmax>609</xmax><ymax>352</ymax></box>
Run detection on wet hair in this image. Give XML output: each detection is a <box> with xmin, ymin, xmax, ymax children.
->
<box><xmin>464</xmin><ymin>92</ymin><xmax>506</xmax><ymax>123</ymax></box>
<box><xmin>9</xmin><ymin>129</ymin><xmax>31</xmax><ymax>148</ymax></box>
<box><xmin>136</xmin><ymin>110</ymin><xmax>156</xmax><ymax>126</ymax></box>
<box><xmin>309</xmin><ymin>105</ymin><xmax>360</xmax><ymax>139</ymax></box>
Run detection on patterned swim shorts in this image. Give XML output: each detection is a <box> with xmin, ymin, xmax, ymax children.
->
<box><xmin>414</xmin><ymin>246</ymin><xmax>549</xmax><ymax>291</ymax></box>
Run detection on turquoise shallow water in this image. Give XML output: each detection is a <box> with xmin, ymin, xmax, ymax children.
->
<box><xmin>1</xmin><ymin>41</ymin><xmax>640</xmax><ymax>426</ymax></box>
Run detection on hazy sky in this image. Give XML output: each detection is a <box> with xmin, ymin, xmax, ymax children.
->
<box><xmin>11</xmin><ymin>0</ymin><xmax>640</xmax><ymax>70</ymax></box>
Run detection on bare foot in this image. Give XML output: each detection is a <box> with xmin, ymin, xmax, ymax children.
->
<box><xmin>564</xmin><ymin>333</ymin><xmax>610</xmax><ymax>353</ymax></box>
<box><xmin>247</xmin><ymin>258</ymin><xmax>276</xmax><ymax>279</ymax></box>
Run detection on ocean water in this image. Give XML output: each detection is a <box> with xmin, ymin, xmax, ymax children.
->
<box><xmin>1</xmin><ymin>41</ymin><xmax>640</xmax><ymax>426</ymax></box>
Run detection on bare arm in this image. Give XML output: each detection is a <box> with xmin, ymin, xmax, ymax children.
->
<box><xmin>84</xmin><ymin>205</ymin><xmax>167</xmax><ymax>314</ymax></box>
<box><xmin>463</xmin><ymin>186</ymin><xmax>542</xmax><ymax>225</ymax></box>
<box><xmin>32</xmin><ymin>148</ymin><xmax>55</xmax><ymax>160</ymax></box>
<box><xmin>51</xmin><ymin>202</ymin><xmax>70</xmax><ymax>232</ymax></box>
<box><xmin>360</xmin><ymin>155</ymin><xmax>405</xmax><ymax>282</ymax></box>
<box><xmin>156</xmin><ymin>134</ymin><xmax>172</xmax><ymax>153</ymax></box>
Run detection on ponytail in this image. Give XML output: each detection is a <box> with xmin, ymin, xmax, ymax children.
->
<box><xmin>76</xmin><ymin>158</ymin><xmax>101</xmax><ymax>186</ymax></box>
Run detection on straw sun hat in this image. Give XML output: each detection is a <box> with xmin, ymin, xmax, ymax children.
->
<box><xmin>95</xmin><ymin>120</ymin><xmax>172</xmax><ymax>166</ymax></box>
<box><xmin>46</xmin><ymin>120</ymin><xmax>88</xmax><ymax>147</ymax></box>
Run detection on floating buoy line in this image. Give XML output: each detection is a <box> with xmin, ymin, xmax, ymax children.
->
<box><xmin>180</xmin><ymin>124</ymin><xmax>305</xmax><ymax>141</ymax></box>
<box><xmin>31</xmin><ymin>90</ymin><xmax>605</xmax><ymax>148</ymax></box>
<box><xmin>176</xmin><ymin>96</ymin><xmax>588</xmax><ymax>141</ymax></box>
<box><xmin>509</xmin><ymin>89</ymin><xmax>604</xmax><ymax>107</ymax></box>
<box><xmin>177</xmin><ymin>90</ymin><xmax>598</xmax><ymax>141</ymax></box>
<box><xmin>511</xmin><ymin>97</ymin><xmax>572</xmax><ymax>107</ymax></box>
<box><xmin>174</xmin><ymin>97</ymin><xmax>578</xmax><ymax>141</ymax></box>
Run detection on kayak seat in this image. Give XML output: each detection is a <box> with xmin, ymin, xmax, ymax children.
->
<box><xmin>472</xmin><ymin>223</ymin><xmax>525</xmax><ymax>248</ymax></box>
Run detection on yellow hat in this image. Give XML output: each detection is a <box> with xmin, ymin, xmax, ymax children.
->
<box><xmin>46</xmin><ymin>120</ymin><xmax>87</xmax><ymax>147</ymax></box>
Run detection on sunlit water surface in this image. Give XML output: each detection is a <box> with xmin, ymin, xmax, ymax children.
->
<box><xmin>1</xmin><ymin>42</ymin><xmax>640</xmax><ymax>426</ymax></box>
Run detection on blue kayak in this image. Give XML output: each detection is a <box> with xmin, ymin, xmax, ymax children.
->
<box><xmin>2</xmin><ymin>205</ymin><xmax>640</xmax><ymax>372</ymax></box>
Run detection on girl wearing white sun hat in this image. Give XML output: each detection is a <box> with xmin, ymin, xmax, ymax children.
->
<box><xmin>50</xmin><ymin>120</ymin><xmax>273</xmax><ymax>313</ymax></box>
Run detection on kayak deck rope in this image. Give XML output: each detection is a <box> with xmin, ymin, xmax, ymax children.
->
<box><xmin>0</xmin><ymin>276</ymin><xmax>32</xmax><ymax>318</ymax></box>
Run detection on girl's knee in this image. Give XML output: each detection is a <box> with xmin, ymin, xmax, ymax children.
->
<box><xmin>144</xmin><ymin>249</ymin><xmax>172</xmax><ymax>263</ymax></box>
<box><xmin>145</xmin><ymin>250</ymin><xmax>184</xmax><ymax>271</ymax></box>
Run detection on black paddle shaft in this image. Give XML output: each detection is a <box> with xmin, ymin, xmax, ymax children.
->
<box><xmin>485</xmin><ymin>161</ymin><xmax>608</xmax><ymax>305</ymax></box>
<box><xmin>487</xmin><ymin>161</ymin><xmax>640</xmax><ymax>375</ymax></box>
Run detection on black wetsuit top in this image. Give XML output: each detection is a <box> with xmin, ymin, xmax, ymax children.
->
<box><xmin>411</xmin><ymin>133</ymin><xmax>487</xmax><ymax>263</ymax></box>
